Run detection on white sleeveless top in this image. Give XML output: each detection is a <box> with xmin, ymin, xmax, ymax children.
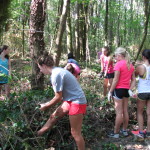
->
<box><xmin>138</xmin><ymin>64</ymin><xmax>150</xmax><ymax>93</ymax></box>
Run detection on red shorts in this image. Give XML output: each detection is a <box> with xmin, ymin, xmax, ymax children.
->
<box><xmin>62</xmin><ymin>101</ymin><xmax>87</xmax><ymax>115</ymax></box>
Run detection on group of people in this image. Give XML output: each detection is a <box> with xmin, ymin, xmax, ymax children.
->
<box><xmin>0</xmin><ymin>43</ymin><xmax>150</xmax><ymax>149</ymax></box>
<box><xmin>98</xmin><ymin>46</ymin><xmax>150</xmax><ymax>140</ymax></box>
<box><xmin>37</xmin><ymin>47</ymin><xmax>150</xmax><ymax>150</ymax></box>
<box><xmin>0</xmin><ymin>45</ymin><xmax>11</xmax><ymax>100</ymax></box>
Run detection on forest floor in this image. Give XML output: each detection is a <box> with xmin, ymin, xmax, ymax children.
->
<box><xmin>5</xmin><ymin>58</ymin><xmax>150</xmax><ymax>150</ymax></box>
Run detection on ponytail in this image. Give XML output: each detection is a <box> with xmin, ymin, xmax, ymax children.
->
<box><xmin>125</xmin><ymin>51</ymin><xmax>131</xmax><ymax>70</ymax></box>
<box><xmin>115</xmin><ymin>47</ymin><xmax>131</xmax><ymax>70</ymax></box>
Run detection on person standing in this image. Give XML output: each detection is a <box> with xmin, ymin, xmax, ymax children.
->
<box><xmin>0</xmin><ymin>45</ymin><xmax>11</xmax><ymax>100</ymax></box>
<box><xmin>67</xmin><ymin>52</ymin><xmax>80</xmax><ymax>67</ymax></box>
<box><xmin>100</xmin><ymin>46</ymin><xmax>114</xmax><ymax>99</ymax></box>
<box><xmin>37</xmin><ymin>52</ymin><xmax>87</xmax><ymax>150</ymax></box>
<box><xmin>108</xmin><ymin>47</ymin><xmax>135</xmax><ymax>138</ymax></box>
<box><xmin>67</xmin><ymin>52</ymin><xmax>81</xmax><ymax>79</ymax></box>
<box><xmin>135</xmin><ymin>49</ymin><xmax>150</xmax><ymax>140</ymax></box>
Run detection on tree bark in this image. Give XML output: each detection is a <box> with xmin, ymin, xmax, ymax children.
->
<box><xmin>135</xmin><ymin>0</ymin><xmax>150</xmax><ymax>61</ymax></box>
<box><xmin>54</xmin><ymin>0</ymin><xmax>70</xmax><ymax>66</ymax></box>
<box><xmin>29</xmin><ymin>0</ymin><xmax>46</xmax><ymax>90</ymax></box>
<box><xmin>75</xmin><ymin>2</ymin><xmax>80</xmax><ymax>60</ymax></box>
<box><xmin>66</xmin><ymin>0</ymin><xmax>73</xmax><ymax>54</ymax></box>
<box><xmin>104</xmin><ymin>0</ymin><xmax>109</xmax><ymax>45</ymax></box>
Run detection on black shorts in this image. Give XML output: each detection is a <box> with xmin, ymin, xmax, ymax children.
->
<box><xmin>112</xmin><ymin>88</ymin><xmax>129</xmax><ymax>100</ymax></box>
<box><xmin>138</xmin><ymin>93</ymin><xmax>150</xmax><ymax>101</ymax></box>
<box><xmin>0</xmin><ymin>83</ymin><xmax>6</xmax><ymax>85</ymax></box>
<box><xmin>104</xmin><ymin>73</ymin><xmax>114</xmax><ymax>79</ymax></box>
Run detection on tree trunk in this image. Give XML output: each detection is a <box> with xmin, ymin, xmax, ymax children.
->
<box><xmin>54</xmin><ymin>0</ymin><xmax>70</xmax><ymax>66</ymax></box>
<box><xmin>84</xmin><ymin>3</ymin><xmax>90</xmax><ymax>64</ymax></box>
<box><xmin>29</xmin><ymin>0</ymin><xmax>46</xmax><ymax>90</ymax></box>
<box><xmin>135</xmin><ymin>0</ymin><xmax>150</xmax><ymax>61</ymax></box>
<box><xmin>79</xmin><ymin>3</ymin><xmax>86</xmax><ymax>61</ymax></box>
<box><xmin>66</xmin><ymin>0</ymin><xmax>73</xmax><ymax>54</ymax></box>
<box><xmin>104</xmin><ymin>0</ymin><xmax>109</xmax><ymax>45</ymax></box>
<box><xmin>75</xmin><ymin>2</ymin><xmax>80</xmax><ymax>60</ymax></box>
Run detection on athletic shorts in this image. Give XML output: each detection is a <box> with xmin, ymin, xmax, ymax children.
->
<box><xmin>104</xmin><ymin>73</ymin><xmax>114</xmax><ymax>79</ymax></box>
<box><xmin>137</xmin><ymin>93</ymin><xmax>150</xmax><ymax>101</ymax></box>
<box><xmin>0</xmin><ymin>83</ymin><xmax>6</xmax><ymax>85</ymax></box>
<box><xmin>62</xmin><ymin>101</ymin><xmax>87</xmax><ymax>115</ymax></box>
<box><xmin>112</xmin><ymin>88</ymin><xmax>129</xmax><ymax>100</ymax></box>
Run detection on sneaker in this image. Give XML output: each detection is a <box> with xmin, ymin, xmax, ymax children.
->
<box><xmin>120</xmin><ymin>130</ymin><xmax>128</xmax><ymax>137</ymax></box>
<box><xmin>135</xmin><ymin>132</ymin><xmax>145</xmax><ymax>141</ymax></box>
<box><xmin>108</xmin><ymin>133</ymin><xmax>119</xmax><ymax>138</ymax></box>
<box><xmin>146</xmin><ymin>132</ymin><xmax>150</xmax><ymax>139</ymax></box>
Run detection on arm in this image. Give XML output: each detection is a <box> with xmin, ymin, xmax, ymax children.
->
<box><xmin>40</xmin><ymin>91</ymin><xmax>62</xmax><ymax>111</ymax></box>
<box><xmin>8</xmin><ymin>59</ymin><xmax>11</xmax><ymax>75</ymax></box>
<box><xmin>135</xmin><ymin>64</ymin><xmax>145</xmax><ymax>77</ymax></box>
<box><xmin>129</xmin><ymin>72</ymin><xmax>136</xmax><ymax>90</ymax></box>
<box><xmin>100</xmin><ymin>56</ymin><xmax>104</xmax><ymax>72</ymax></box>
<box><xmin>109</xmin><ymin>71</ymin><xmax>120</xmax><ymax>93</ymax></box>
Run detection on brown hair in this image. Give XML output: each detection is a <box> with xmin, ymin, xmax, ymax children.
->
<box><xmin>66</xmin><ymin>64</ymin><xmax>74</xmax><ymax>74</ymax></box>
<box><xmin>102</xmin><ymin>46</ymin><xmax>110</xmax><ymax>56</ymax></box>
<box><xmin>37</xmin><ymin>52</ymin><xmax>54</xmax><ymax>67</ymax></box>
<box><xmin>1</xmin><ymin>45</ymin><xmax>9</xmax><ymax>59</ymax></box>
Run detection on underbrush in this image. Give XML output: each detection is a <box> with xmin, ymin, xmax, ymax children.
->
<box><xmin>0</xmin><ymin>59</ymin><xmax>140</xmax><ymax>150</ymax></box>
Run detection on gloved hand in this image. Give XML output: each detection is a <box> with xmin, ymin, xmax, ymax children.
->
<box><xmin>128</xmin><ymin>90</ymin><xmax>134</xmax><ymax>97</ymax></box>
<box><xmin>99</xmin><ymin>72</ymin><xmax>104</xmax><ymax>78</ymax></box>
<box><xmin>108</xmin><ymin>92</ymin><xmax>112</xmax><ymax>102</ymax></box>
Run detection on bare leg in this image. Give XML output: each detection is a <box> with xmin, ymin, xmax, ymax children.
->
<box><xmin>146</xmin><ymin>100</ymin><xmax>150</xmax><ymax>132</ymax></box>
<box><xmin>37</xmin><ymin>103</ymin><xmax>69</xmax><ymax>136</ymax></box>
<box><xmin>114</xmin><ymin>99</ymin><xmax>123</xmax><ymax>133</ymax></box>
<box><xmin>108</xmin><ymin>78</ymin><xmax>113</xmax><ymax>102</ymax></box>
<box><xmin>122</xmin><ymin>97</ymin><xmax>129</xmax><ymax>130</ymax></box>
<box><xmin>69</xmin><ymin>114</ymin><xmax>85</xmax><ymax>150</ymax></box>
<box><xmin>108</xmin><ymin>78</ymin><xmax>113</xmax><ymax>90</ymax></box>
<box><xmin>137</xmin><ymin>99</ymin><xmax>146</xmax><ymax>131</ymax></box>
<box><xmin>103</xmin><ymin>79</ymin><xmax>108</xmax><ymax>97</ymax></box>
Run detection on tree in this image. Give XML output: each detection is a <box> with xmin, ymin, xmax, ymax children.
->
<box><xmin>54</xmin><ymin>0</ymin><xmax>70</xmax><ymax>66</ymax></box>
<box><xmin>29</xmin><ymin>0</ymin><xmax>46</xmax><ymax>90</ymax></box>
<box><xmin>0</xmin><ymin>0</ymin><xmax>11</xmax><ymax>42</ymax></box>
<box><xmin>135</xmin><ymin>0</ymin><xmax>150</xmax><ymax>61</ymax></box>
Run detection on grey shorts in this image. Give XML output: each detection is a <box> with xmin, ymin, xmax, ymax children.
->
<box><xmin>138</xmin><ymin>93</ymin><xmax>150</xmax><ymax>101</ymax></box>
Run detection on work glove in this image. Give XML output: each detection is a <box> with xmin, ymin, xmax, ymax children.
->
<box><xmin>108</xmin><ymin>92</ymin><xmax>112</xmax><ymax>102</ymax></box>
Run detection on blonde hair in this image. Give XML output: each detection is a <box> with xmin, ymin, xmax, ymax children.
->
<box><xmin>115</xmin><ymin>47</ymin><xmax>131</xmax><ymax>70</ymax></box>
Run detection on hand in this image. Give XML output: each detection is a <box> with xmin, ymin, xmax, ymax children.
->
<box><xmin>108</xmin><ymin>92</ymin><xmax>112</xmax><ymax>102</ymax></box>
<box><xmin>128</xmin><ymin>90</ymin><xmax>137</xmax><ymax>98</ymax></box>
<box><xmin>128</xmin><ymin>90</ymin><xmax>134</xmax><ymax>97</ymax></box>
<box><xmin>104</xmin><ymin>72</ymin><xmax>107</xmax><ymax>78</ymax></box>
<box><xmin>39</xmin><ymin>103</ymin><xmax>48</xmax><ymax>111</ymax></box>
<box><xmin>99</xmin><ymin>72</ymin><xmax>104</xmax><ymax>78</ymax></box>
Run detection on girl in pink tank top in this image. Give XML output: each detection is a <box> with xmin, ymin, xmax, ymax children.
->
<box><xmin>100</xmin><ymin>46</ymin><xmax>114</xmax><ymax>100</ymax></box>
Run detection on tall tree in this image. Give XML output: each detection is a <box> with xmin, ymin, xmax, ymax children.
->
<box><xmin>29</xmin><ymin>0</ymin><xmax>46</xmax><ymax>90</ymax></box>
<box><xmin>135</xmin><ymin>0</ymin><xmax>150</xmax><ymax>61</ymax></box>
<box><xmin>74</xmin><ymin>2</ymin><xmax>80</xmax><ymax>60</ymax></box>
<box><xmin>0</xmin><ymin>0</ymin><xmax>11</xmax><ymax>42</ymax></box>
<box><xmin>54</xmin><ymin>0</ymin><xmax>70</xmax><ymax>66</ymax></box>
<box><xmin>66</xmin><ymin>0</ymin><xmax>73</xmax><ymax>54</ymax></box>
<box><xmin>104</xmin><ymin>0</ymin><xmax>109</xmax><ymax>45</ymax></box>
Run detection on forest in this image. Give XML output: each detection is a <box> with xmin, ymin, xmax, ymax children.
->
<box><xmin>0</xmin><ymin>0</ymin><xmax>150</xmax><ymax>149</ymax></box>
